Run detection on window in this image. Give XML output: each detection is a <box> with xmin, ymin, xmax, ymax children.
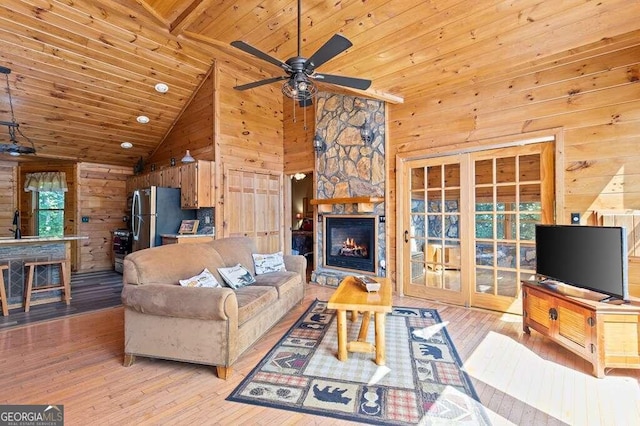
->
<box><xmin>35</xmin><ymin>191</ymin><xmax>65</xmax><ymax>237</ymax></box>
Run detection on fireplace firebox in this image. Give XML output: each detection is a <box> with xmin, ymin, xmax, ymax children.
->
<box><xmin>324</xmin><ymin>215</ymin><xmax>377</xmax><ymax>273</ymax></box>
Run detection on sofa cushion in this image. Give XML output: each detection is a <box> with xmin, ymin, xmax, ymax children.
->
<box><xmin>179</xmin><ymin>268</ymin><xmax>221</xmax><ymax>288</ymax></box>
<box><xmin>123</xmin><ymin>243</ymin><xmax>227</xmax><ymax>286</ymax></box>
<box><xmin>234</xmin><ymin>285</ymin><xmax>278</xmax><ymax>326</ymax></box>
<box><xmin>218</xmin><ymin>264</ymin><xmax>256</xmax><ymax>289</ymax></box>
<box><xmin>252</xmin><ymin>251</ymin><xmax>286</xmax><ymax>275</ymax></box>
<box><xmin>210</xmin><ymin>237</ymin><xmax>258</xmax><ymax>274</ymax></box>
<box><xmin>253</xmin><ymin>271</ymin><xmax>300</xmax><ymax>298</ymax></box>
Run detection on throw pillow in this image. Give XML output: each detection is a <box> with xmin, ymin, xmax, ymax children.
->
<box><xmin>179</xmin><ymin>268</ymin><xmax>221</xmax><ymax>288</ymax></box>
<box><xmin>252</xmin><ymin>251</ymin><xmax>286</xmax><ymax>275</ymax></box>
<box><xmin>218</xmin><ymin>264</ymin><xmax>256</xmax><ymax>289</ymax></box>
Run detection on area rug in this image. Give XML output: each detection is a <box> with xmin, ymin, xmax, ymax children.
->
<box><xmin>227</xmin><ymin>300</ymin><xmax>489</xmax><ymax>425</ymax></box>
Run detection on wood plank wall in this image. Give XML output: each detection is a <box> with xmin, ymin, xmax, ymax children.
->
<box><xmin>0</xmin><ymin>161</ymin><xmax>17</xmax><ymax>238</ymax></box>
<box><xmin>147</xmin><ymin>68</ymin><xmax>215</xmax><ymax>169</ymax></box>
<box><xmin>76</xmin><ymin>163</ymin><xmax>132</xmax><ymax>272</ymax></box>
<box><xmin>145</xmin><ymin>50</ymin><xmax>284</xmax><ymax>242</ymax></box>
<box><xmin>283</xmin><ymin>102</ymin><xmax>315</xmax><ymax>174</ymax></box>
<box><xmin>387</xmin><ymin>32</ymin><xmax>640</xmax><ymax>295</ymax></box>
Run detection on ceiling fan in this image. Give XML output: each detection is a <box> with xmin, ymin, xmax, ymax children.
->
<box><xmin>230</xmin><ymin>0</ymin><xmax>371</xmax><ymax>102</ymax></box>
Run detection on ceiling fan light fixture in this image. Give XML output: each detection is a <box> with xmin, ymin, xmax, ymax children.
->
<box><xmin>282</xmin><ymin>76</ymin><xmax>317</xmax><ymax>101</ymax></box>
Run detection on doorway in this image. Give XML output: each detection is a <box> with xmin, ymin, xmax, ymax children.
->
<box><xmin>291</xmin><ymin>172</ymin><xmax>314</xmax><ymax>278</ymax></box>
<box><xmin>400</xmin><ymin>140</ymin><xmax>555</xmax><ymax>314</ymax></box>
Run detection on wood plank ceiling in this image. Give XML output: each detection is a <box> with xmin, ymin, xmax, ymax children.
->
<box><xmin>1</xmin><ymin>0</ymin><xmax>638</xmax><ymax>166</ymax></box>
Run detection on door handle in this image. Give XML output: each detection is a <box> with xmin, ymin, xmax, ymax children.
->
<box><xmin>404</xmin><ymin>230</ymin><xmax>409</xmax><ymax>243</ymax></box>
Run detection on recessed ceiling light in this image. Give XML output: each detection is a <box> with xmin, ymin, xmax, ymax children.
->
<box><xmin>155</xmin><ymin>83</ymin><xmax>169</xmax><ymax>93</ymax></box>
<box><xmin>121</xmin><ymin>142</ymin><xmax>133</xmax><ymax>149</ymax></box>
<box><xmin>136</xmin><ymin>115</ymin><xmax>150</xmax><ymax>124</ymax></box>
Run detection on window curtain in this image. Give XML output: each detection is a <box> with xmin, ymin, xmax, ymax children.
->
<box><xmin>24</xmin><ymin>171</ymin><xmax>69</xmax><ymax>192</ymax></box>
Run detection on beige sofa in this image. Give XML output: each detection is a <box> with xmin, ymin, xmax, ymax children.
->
<box><xmin>121</xmin><ymin>237</ymin><xmax>306</xmax><ymax>379</ymax></box>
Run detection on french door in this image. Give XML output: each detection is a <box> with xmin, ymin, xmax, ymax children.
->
<box><xmin>401</xmin><ymin>142</ymin><xmax>555</xmax><ymax>313</ymax></box>
<box><xmin>403</xmin><ymin>155</ymin><xmax>468</xmax><ymax>306</ymax></box>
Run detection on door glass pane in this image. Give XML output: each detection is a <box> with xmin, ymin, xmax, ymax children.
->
<box><xmin>427</xmin><ymin>166</ymin><xmax>442</xmax><ymax>188</ymax></box>
<box><xmin>520</xmin><ymin>243</ymin><xmax>536</xmax><ymax>269</ymax></box>
<box><xmin>427</xmin><ymin>191</ymin><xmax>441</xmax><ymax>211</ymax></box>
<box><xmin>496</xmin><ymin>213</ymin><xmax>516</xmax><ymax>240</ymax></box>
<box><xmin>476</xmin><ymin>242</ymin><xmax>493</xmax><ymax>266</ymax></box>
<box><xmin>475</xmin><ymin>159</ymin><xmax>493</xmax><ymax>185</ymax></box>
<box><xmin>444</xmin><ymin>163</ymin><xmax>460</xmax><ymax>187</ymax></box>
<box><xmin>411</xmin><ymin>195</ymin><xmax>425</xmax><ymax>213</ymax></box>
<box><xmin>411</xmin><ymin>167</ymin><xmax>425</xmax><ymax>191</ymax></box>
<box><xmin>520</xmin><ymin>154</ymin><xmax>540</xmax><ymax>181</ymax></box>
<box><xmin>496</xmin><ymin>242</ymin><xmax>516</xmax><ymax>268</ymax></box>
<box><xmin>410</xmin><ymin>238</ymin><xmax>426</xmax><ymax>286</ymax></box>
<box><xmin>497</xmin><ymin>270</ymin><xmax>518</xmax><ymax>297</ymax></box>
<box><xmin>476</xmin><ymin>268</ymin><xmax>494</xmax><ymax>293</ymax></box>
<box><xmin>496</xmin><ymin>157</ymin><xmax>515</xmax><ymax>183</ymax></box>
<box><xmin>476</xmin><ymin>213</ymin><xmax>493</xmax><ymax>239</ymax></box>
<box><xmin>496</xmin><ymin>185</ymin><xmax>516</xmax><ymax>211</ymax></box>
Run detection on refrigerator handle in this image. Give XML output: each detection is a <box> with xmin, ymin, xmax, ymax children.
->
<box><xmin>131</xmin><ymin>190</ymin><xmax>141</xmax><ymax>241</ymax></box>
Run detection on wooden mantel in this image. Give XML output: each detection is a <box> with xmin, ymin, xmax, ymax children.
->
<box><xmin>310</xmin><ymin>197</ymin><xmax>384</xmax><ymax>213</ymax></box>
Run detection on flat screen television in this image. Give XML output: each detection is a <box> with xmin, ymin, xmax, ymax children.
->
<box><xmin>535</xmin><ymin>224</ymin><xmax>629</xmax><ymax>302</ymax></box>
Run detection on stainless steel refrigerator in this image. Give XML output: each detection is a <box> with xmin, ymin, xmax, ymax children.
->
<box><xmin>130</xmin><ymin>186</ymin><xmax>196</xmax><ymax>252</ymax></box>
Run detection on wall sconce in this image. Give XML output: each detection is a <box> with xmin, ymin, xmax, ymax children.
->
<box><xmin>360</xmin><ymin>118</ymin><xmax>374</xmax><ymax>144</ymax></box>
<box><xmin>313</xmin><ymin>134</ymin><xmax>326</xmax><ymax>153</ymax></box>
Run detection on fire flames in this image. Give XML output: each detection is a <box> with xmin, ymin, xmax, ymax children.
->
<box><xmin>339</xmin><ymin>238</ymin><xmax>368</xmax><ymax>257</ymax></box>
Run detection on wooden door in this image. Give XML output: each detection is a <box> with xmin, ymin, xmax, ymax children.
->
<box><xmin>470</xmin><ymin>143</ymin><xmax>554</xmax><ymax>313</ymax></box>
<box><xmin>402</xmin><ymin>155</ymin><xmax>468</xmax><ymax>306</ymax></box>
<box><xmin>224</xmin><ymin>168</ymin><xmax>283</xmax><ymax>252</ymax></box>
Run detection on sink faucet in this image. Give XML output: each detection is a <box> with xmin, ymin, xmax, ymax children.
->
<box><xmin>12</xmin><ymin>210</ymin><xmax>21</xmax><ymax>239</ymax></box>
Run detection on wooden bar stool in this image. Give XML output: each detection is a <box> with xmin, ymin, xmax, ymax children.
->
<box><xmin>24</xmin><ymin>259</ymin><xmax>70</xmax><ymax>312</ymax></box>
<box><xmin>0</xmin><ymin>264</ymin><xmax>9</xmax><ymax>316</ymax></box>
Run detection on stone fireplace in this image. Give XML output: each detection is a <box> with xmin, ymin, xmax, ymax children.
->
<box><xmin>324</xmin><ymin>215</ymin><xmax>377</xmax><ymax>274</ymax></box>
<box><xmin>311</xmin><ymin>93</ymin><xmax>386</xmax><ymax>286</ymax></box>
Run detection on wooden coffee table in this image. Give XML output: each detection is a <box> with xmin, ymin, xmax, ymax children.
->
<box><xmin>327</xmin><ymin>276</ymin><xmax>392</xmax><ymax>365</ymax></box>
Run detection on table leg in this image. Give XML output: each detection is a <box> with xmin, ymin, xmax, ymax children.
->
<box><xmin>374</xmin><ymin>312</ymin><xmax>386</xmax><ymax>365</ymax></box>
<box><xmin>357</xmin><ymin>311</ymin><xmax>371</xmax><ymax>342</ymax></box>
<box><xmin>337</xmin><ymin>309</ymin><xmax>348</xmax><ymax>361</ymax></box>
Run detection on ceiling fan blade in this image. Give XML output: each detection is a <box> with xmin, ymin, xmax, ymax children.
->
<box><xmin>303</xmin><ymin>34</ymin><xmax>353</xmax><ymax>71</ymax></box>
<box><xmin>313</xmin><ymin>73</ymin><xmax>372</xmax><ymax>90</ymax></box>
<box><xmin>233</xmin><ymin>76</ymin><xmax>288</xmax><ymax>91</ymax></box>
<box><xmin>231</xmin><ymin>41</ymin><xmax>290</xmax><ymax>71</ymax></box>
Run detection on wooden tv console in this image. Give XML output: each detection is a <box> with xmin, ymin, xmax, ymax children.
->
<box><xmin>522</xmin><ymin>281</ymin><xmax>640</xmax><ymax>378</ymax></box>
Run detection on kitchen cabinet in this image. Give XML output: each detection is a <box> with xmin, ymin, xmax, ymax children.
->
<box><xmin>125</xmin><ymin>161</ymin><xmax>215</xmax><ymax>208</ymax></box>
<box><xmin>180</xmin><ymin>160</ymin><xmax>215</xmax><ymax>209</ymax></box>
<box><xmin>522</xmin><ymin>281</ymin><xmax>640</xmax><ymax>377</ymax></box>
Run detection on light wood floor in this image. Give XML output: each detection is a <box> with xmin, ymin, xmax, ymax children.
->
<box><xmin>1</xmin><ymin>283</ymin><xmax>639</xmax><ymax>425</ymax></box>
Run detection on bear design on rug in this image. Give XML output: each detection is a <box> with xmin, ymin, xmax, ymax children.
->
<box><xmin>419</xmin><ymin>343</ymin><xmax>443</xmax><ymax>359</ymax></box>
<box><xmin>312</xmin><ymin>384</ymin><xmax>352</xmax><ymax>405</ymax></box>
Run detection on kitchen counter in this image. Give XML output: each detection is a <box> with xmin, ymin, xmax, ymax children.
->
<box><xmin>0</xmin><ymin>235</ymin><xmax>88</xmax><ymax>308</ymax></box>
<box><xmin>0</xmin><ymin>235</ymin><xmax>88</xmax><ymax>245</ymax></box>
<box><xmin>160</xmin><ymin>234</ymin><xmax>215</xmax><ymax>245</ymax></box>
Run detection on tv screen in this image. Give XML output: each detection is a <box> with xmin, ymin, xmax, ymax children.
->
<box><xmin>535</xmin><ymin>225</ymin><xmax>629</xmax><ymax>301</ymax></box>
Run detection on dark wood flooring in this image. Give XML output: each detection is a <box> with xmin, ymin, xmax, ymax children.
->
<box><xmin>0</xmin><ymin>270</ymin><xmax>123</xmax><ymax>330</ymax></box>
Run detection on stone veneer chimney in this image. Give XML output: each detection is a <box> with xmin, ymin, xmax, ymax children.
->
<box><xmin>312</xmin><ymin>93</ymin><xmax>386</xmax><ymax>286</ymax></box>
